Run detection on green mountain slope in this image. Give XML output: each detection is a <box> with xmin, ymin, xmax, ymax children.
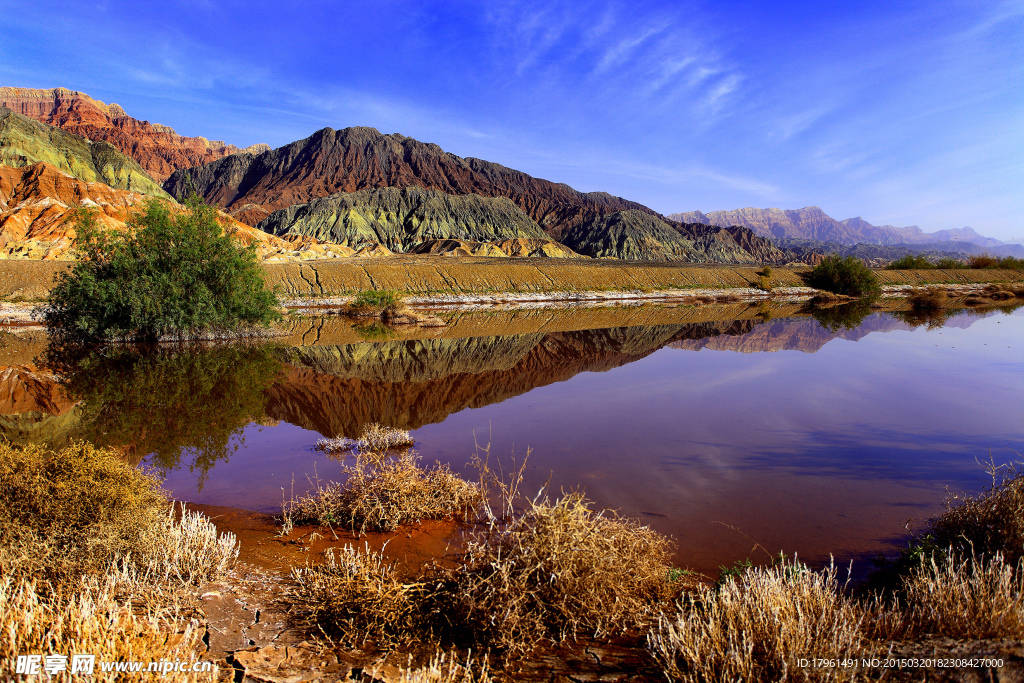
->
<box><xmin>255</xmin><ymin>186</ymin><xmax>550</xmax><ymax>250</ymax></box>
<box><xmin>0</xmin><ymin>106</ymin><xmax>169</xmax><ymax>198</ymax></box>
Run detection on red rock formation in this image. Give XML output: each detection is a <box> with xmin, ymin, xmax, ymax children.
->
<box><xmin>0</xmin><ymin>162</ymin><xmax>313</xmax><ymax>260</ymax></box>
<box><xmin>0</xmin><ymin>87</ymin><xmax>268</xmax><ymax>182</ymax></box>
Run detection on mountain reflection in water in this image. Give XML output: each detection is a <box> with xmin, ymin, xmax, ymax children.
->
<box><xmin>1</xmin><ymin>302</ymin><xmax>1021</xmax><ymax>575</ymax></box>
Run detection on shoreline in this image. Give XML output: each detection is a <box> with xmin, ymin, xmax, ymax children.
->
<box><xmin>1</xmin><ymin>281</ymin><xmax>1018</xmax><ymax>326</ymax></box>
<box><xmin>285</xmin><ymin>281</ymin><xmax>1013</xmax><ymax>310</ymax></box>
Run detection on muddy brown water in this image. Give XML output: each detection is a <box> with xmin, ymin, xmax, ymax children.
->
<box><xmin>3</xmin><ymin>300</ymin><xmax>1023</xmax><ymax>578</ymax></box>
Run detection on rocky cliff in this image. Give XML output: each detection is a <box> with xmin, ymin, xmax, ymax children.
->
<box><xmin>0</xmin><ymin>87</ymin><xmax>268</xmax><ymax>182</ymax></box>
<box><xmin>0</xmin><ymin>106</ymin><xmax>169</xmax><ymax>198</ymax></box>
<box><xmin>669</xmin><ymin>206</ymin><xmax>865</xmax><ymax>243</ymax></box>
<box><xmin>255</xmin><ymin>186</ymin><xmax>551</xmax><ymax>250</ymax></box>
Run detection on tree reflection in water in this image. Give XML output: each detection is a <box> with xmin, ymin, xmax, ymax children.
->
<box><xmin>806</xmin><ymin>298</ymin><xmax>875</xmax><ymax>333</ymax></box>
<box><xmin>43</xmin><ymin>341</ymin><xmax>284</xmax><ymax>487</ymax></box>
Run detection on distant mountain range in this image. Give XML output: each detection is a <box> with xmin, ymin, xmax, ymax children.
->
<box><xmin>670</xmin><ymin>207</ymin><xmax>1022</xmax><ymax>257</ymax></box>
<box><xmin>0</xmin><ymin>86</ymin><xmax>1015</xmax><ymax>265</ymax></box>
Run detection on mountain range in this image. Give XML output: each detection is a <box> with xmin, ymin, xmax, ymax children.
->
<box><xmin>0</xmin><ymin>87</ymin><xmax>269</xmax><ymax>182</ymax></box>
<box><xmin>0</xmin><ymin>86</ymin><xmax>1012</xmax><ymax>264</ymax></box>
<box><xmin>670</xmin><ymin>207</ymin><xmax>1021</xmax><ymax>256</ymax></box>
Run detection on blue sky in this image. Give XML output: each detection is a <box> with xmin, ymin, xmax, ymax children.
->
<box><xmin>2</xmin><ymin>0</ymin><xmax>1022</xmax><ymax>238</ymax></box>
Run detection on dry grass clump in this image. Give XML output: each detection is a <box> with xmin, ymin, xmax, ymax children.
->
<box><xmin>928</xmin><ymin>458</ymin><xmax>1024</xmax><ymax>564</ymax></box>
<box><xmin>383</xmin><ymin>652</ymin><xmax>491</xmax><ymax>683</ymax></box>
<box><xmin>0</xmin><ymin>573</ymin><xmax>211</xmax><ymax>682</ymax></box>
<box><xmin>138</xmin><ymin>504</ymin><xmax>239</xmax><ymax>586</ymax></box>
<box><xmin>649</xmin><ymin>559</ymin><xmax>871</xmax><ymax>682</ymax></box>
<box><xmin>904</xmin><ymin>548</ymin><xmax>1024</xmax><ymax>639</ymax></box>
<box><xmin>0</xmin><ymin>441</ymin><xmax>234</xmax><ymax>680</ymax></box>
<box><xmin>291</xmin><ymin>544</ymin><xmax>417</xmax><ymax>646</ymax></box>
<box><xmin>439</xmin><ymin>492</ymin><xmax>677</xmax><ymax>656</ymax></box>
<box><xmin>291</xmin><ymin>485</ymin><xmax>679</xmax><ymax>661</ymax></box>
<box><xmin>289</xmin><ymin>453</ymin><xmax>483</xmax><ymax>532</ymax></box>
<box><xmin>315</xmin><ymin>423</ymin><xmax>415</xmax><ymax>454</ymax></box>
<box><xmin>0</xmin><ymin>441</ymin><xmax>166</xmax><ymax>594</ymax></box>
<box><xmin>983</xmin><ymin>284</ymin><xmax>1023</xmax><ymax>300</ymax></box>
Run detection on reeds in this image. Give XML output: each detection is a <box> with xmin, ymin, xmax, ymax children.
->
<box><xmin>383</xmin><ymin>652</ymin><xmax>491</xmax><ymax>683</ymax></box>
<box><xmin>137</xmin><ymin>504</ymin><xmax>239</xmax><ymax>586</ymax></box>
<box><xmin>289</xmin><ymin>453</ymin><xmax>483</xmax><ymax>532</ymax></box>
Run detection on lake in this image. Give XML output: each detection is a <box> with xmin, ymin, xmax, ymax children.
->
<box><xmin>5</xmin><ymin>299</ymin><xmax>1022</xmax><ymax>577</ymax></box>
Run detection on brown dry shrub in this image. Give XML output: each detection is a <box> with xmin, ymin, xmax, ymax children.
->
<box><xmin>291</xmin><ymin>544</ymin><xmax>417</xmax><ymax>647</ymax></box>
<box><xmin>437</xmin><ymin>492</ymin><xmax>676</xmax><ymax>656</ymax></box>
<box><xmin>908</xmin><ymin>287</ymin><xmax>949</xmax><ymax>311</ymax></box>
<box><xmin>983</xmin><ymin>285</ymin><xmax>1017</xmax><ymax>301</ymax></box>
<box><xmin>0</xmin><ymin>441</ymin><xmax>161</xmax><ymax>593</ymax></box>
<box><xmin>649</xmin><ymin>559</ymin><xmax>872</xmax><ymax>682</ymax></box>
<box><xmin>904</xmin><ymin>549</ymin><xmax>1024</xmax><ymax>639</ymax></box>
<box><xmin>0</xmin><ymin>573</ymin><xmax>213</xmax><ymax>682</ymax></box>
<box><xmin>289</xmin><ymin>453</ymin><xmax>483</xmax><ymax>533</ymax></box>
<box><xmin>0</xmin><ymin>442</ymin><xmax>237</xmax><ymax>597</ymax></box>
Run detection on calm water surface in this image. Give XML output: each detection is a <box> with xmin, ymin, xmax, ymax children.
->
<box><xmin>25</xmin><ymin>303</ymin><xmax>1024</xmax><ymax>576</ymax></box>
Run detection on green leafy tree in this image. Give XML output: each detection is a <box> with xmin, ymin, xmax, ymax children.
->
<box><xmin>807</xmin><ymin>255</ymin><xmax>881</xmax><ymax>297</ymax></box>
<box><xmin>41</xmin><ymin>198</ymin><xmax>280</xmax><ymax>342</ymax></box>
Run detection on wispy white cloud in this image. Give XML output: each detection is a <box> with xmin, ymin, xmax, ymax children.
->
<box><xmin>480</xmin><ymin>0</ymin><xmax>743</xmax><ymax>121</ymax></box>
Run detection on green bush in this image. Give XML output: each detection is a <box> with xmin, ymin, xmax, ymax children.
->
<box><xmin>41</xmin><ymin>198</ymin><xmax>280</xmax><ymax>342</ymax></box>
<box><xmin>352</xmin><ymin>289</ymin><xmax>400</xmax><ymax>310</ymax></box>
<box><xmin>887</xmin><ymin>254</ymin><xmax>934</xmax><ymax>270</ymax></box>
<box><xmin>807</xmin><ymin>255</ymin><xmax>881</xmax><ymax>297</ymax></box>
<box><xmin>934</xmin><ymin>257</ymin><xmax>967</xmax><ymax>269</ymax></box>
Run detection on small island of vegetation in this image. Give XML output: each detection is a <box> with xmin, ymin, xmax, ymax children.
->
<box><xmin>39</xmin><ymin>197</ymin><xmax>281</xmax><ymax>343</ymax></box>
